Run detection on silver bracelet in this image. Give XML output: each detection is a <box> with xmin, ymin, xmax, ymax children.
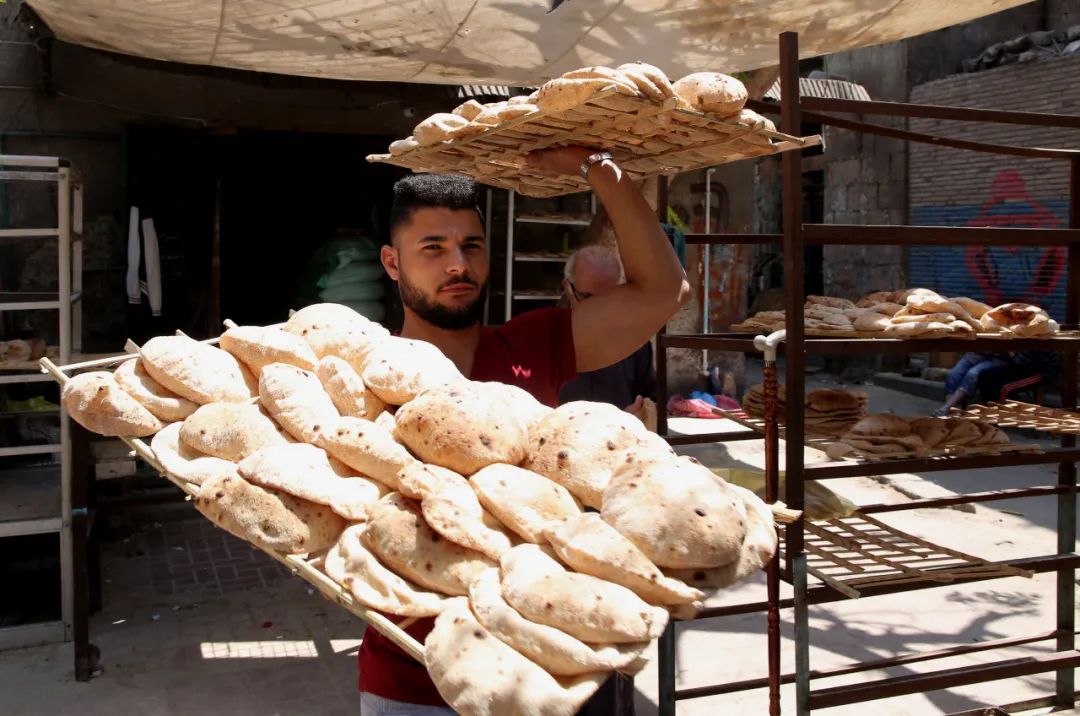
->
<box><xmin>580</xmin><ymin>151</ymin><xmax>614</xmax><ymax>181</ymax></box>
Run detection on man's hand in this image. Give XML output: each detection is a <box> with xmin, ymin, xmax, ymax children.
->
<box><xmin>525</xmin><ymin>146</ymin><xmax>596</xmax><ymax>176</ymax></box>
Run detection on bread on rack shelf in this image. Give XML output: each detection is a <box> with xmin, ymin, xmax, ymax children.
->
<box><xmin>732</xmin><ymin>289</ymin><xmax>1061</xmax><ymax>339</ymax></box>
<box><xmin>48</xmin><ymin>302</ymin><xmax>784</xmax><ymax>716</ymax></box>
<box><xmin>741</xmin><ymin>383</ymin><xmax>869</xmax><ymax>437</ymax></box>
<box><xmin>825</xmin><ymin>414</ymin><xmax>1010</xmax><ymax>460</ymax></box>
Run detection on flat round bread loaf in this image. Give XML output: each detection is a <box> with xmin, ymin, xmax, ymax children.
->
<box><xmin>545</xmin><ymin>513</ymin><xmax>704</xmax><ymax>606</ymax></box>
<box><xmin>283</xmin><ymin>303</ymin><xmax>389</xmax><ymax>370</ymax></box>
<box><xmin>62</xmin><ymin>371</ymin><xmax>164</xmax><ymax>437</ymax></box>
<box><xmin>318</xmin><ymin>415</ymin><xmax>417</xmax><ymax>491</ymax></box>
<box><xmin>469</xmin><ymin>569</ymin><xmax>649</xmax><ymax>677</ymax></box>
<box><xmin>425</xmin><ymin>598</ymin><xmax>606</xmax><ymax>716</ymax></box>
<box><xmin>324</xmin><ymin>525</ymin><xmax>448</xmax><ymax>617</ymax></box>
<box><xmin>239</xmin><ymin>443</ymin><xmax>387</xmax><ymax>521</ymax></box>
<box><xmin>452</xmin><ymin>99</ymin><xmax>484</xmax><ymax>120</ymax></box>
<box><xmin>422</xmin><ymin>477</ymin><xmax>515</xmax><ymax>561</ymax></box>
<box><xmin>180</xmin><ymin>402</ymin><xmax>290</xmax><ymax>461</ymax></box>
<box><xmin>413</xmin><ymin>113</ymin><xmax>470</xmax><ymax>146</ymax></box>
<box><xmin>397</xmin><ymin>462</ymin><xmax>464</xmax><ymax>501</ymax></box>
<box><xmin>804</xmin><ymin>388</ymin><xmax>868</xmax><ymax>414</ymax></box>
<box><xmin>258</xmin><ymin>363</ymin><xmax>340</xmax><ymax>443</ymax></box>
<box><xmin>315</xmin><ymin>356</ymin><xmax>367</xmax><ymax>418</ymax></box>
<box><xmin>848</xmin><ymin>414</ymin><xmax>911</xmax><ymax>437</ymax></box>
<box><xmin>663</xmin><ymin>484</ymin><xmax>777</xmax><ymax>590</ymax></box>
<box><xmin>395</xmin><ymin>381</ymin><xmax>530</xmax><ymax>475</ymax></box>
<box><xmin>471</xmin><ymin>464</ymin><xmax>582</xmax><ymax>543</ymax></box>
<box><xmin>388</xmin><ymin>137</ymin><xmax>418</xmax><ymax>155</ymax></box>
<box><xmin>524</xmin><ymin>401</ymin><xmax>674</xmax><ymax>509</ymax></box>
<box><xmin>113</xmin><ymin>358</ymin><xmax>198</xmax><ymax>422</ymax></box>
<box><xmin>150</xmin><ymin>422</ymin><xmax>239</xmax><ymax>486</ymax></box>
<box><xmin>952</xmin><ymin>296</ymin><xmax>992</xmax><ymax>319</ymax></box>
<box><xmin>361</xmin><ymin>336</ymin><xmax>463</xmax><ymax>405</ymax></box>
<box><xmin>220</xmin><ymin>325</ymin><xmax>318</xmax><ymax>374</ymax></box>
<box><xmin>602</xmin><ymin>452</ymin><xmax>748</xmax><ymax>569</ymax></box>
<box><xmin>500</xmin><ymin>544</ymin><xmax>669</xmax><ymax>643</ymax></box>
<box><xmin>908</xmin><ymin>417</ymin><xmax>951</xmax><ymax>449</ymax></box>
<box><xmin>361</xmin><ymin>492</ymin><xmax>495</xmax><ymax>596</ymax></box>
<box><xmin>853</xmin><ymin>311</ymin><xmax>892</xmax><ymax>332</ymax></box>
<box><xmin>537</xmin><ymin>77</ymin><xmax>636</xmax><ymax>113</ymax></box>
<box><xmin>194</xmin><ymin>473</ymin><xmax>344</xmax><ymax>555</ymax></box>
<box><xmin>140</xmin><ymin>335</ymin><xmax>256</xmax><ymax>404</ymax></box>
<box><xmin>672</xmin><ymin>72</ymin><xmax>747</xmax><ymax>117</ymax></box>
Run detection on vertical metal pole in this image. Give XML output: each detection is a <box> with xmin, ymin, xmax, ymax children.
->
<box><xmin>656</xmin><ymin>176</ymin><xmax>671</xmax><ymax>440</ymax></box>
<box><xmin>763</xmin><ymin>356</ymin><xmax>782</xmax><ymax>715</ymax></box>
<box><xmin>505</xmin><ymin>191</ymin><xmax>515</xmax><ymax>321</ymax></box>
<box><xmin>778</xmin><ymin>31</ymin><xmax>809</xmax><ymax>715</ymax></box>
<box><xmin>703</xmin><ymin>169</ymin><xmax>714</xmax><ymax>373</ymax></box>
<box><xmin>57</xmin><ymin>167</ymin><xmax>74</xmax><ymax>643</ymax></box>
<box><xmin>1057</xmin><ymin>157</ymin><xmax>1080</xmax><ymax>708</ymax></box>
<box><xmin>72</xmin><ymin>180</ymin><xmax>83</xmax><ymax>353</ymax></box>
<box><xmin>658</xmin><ymin>621</ymin><xmax>677</xmax><ymax>716</ymax></box>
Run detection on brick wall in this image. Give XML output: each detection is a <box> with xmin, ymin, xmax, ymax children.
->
<box><xmin>908</xmin><ymin>54</ymin><xmax>1080</xmax><ymax>319</ymax></box>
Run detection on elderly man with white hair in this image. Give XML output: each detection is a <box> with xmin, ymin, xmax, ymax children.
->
<box><xmin>558</xmin><ymin>244</ymin><xmax>657</xmax><ymax>418</ymax></box>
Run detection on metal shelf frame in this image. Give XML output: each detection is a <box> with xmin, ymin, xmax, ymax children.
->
<box><xmin>0</xmin><ymin>155</ymin><xmax>84</xmax><ymax>660</ymax></box>
<box><xmin>654</xmin><ymin>32</ymin><xmax>1080</xmax><ymax>715</ymax></box>
<box><xmin>503</xmin><ymin>191</ymin><xmax>596</xmax><ymax>319</ymax></box>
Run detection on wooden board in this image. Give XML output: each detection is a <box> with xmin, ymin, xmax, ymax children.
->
<box><xmin>367</xmin><ymin>89</ymin><xmax>821</xmax><ymax>197</ymax></box>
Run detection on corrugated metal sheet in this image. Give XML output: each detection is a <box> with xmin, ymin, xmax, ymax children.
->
<box><xmin>908</xmin><ymin>199</ymin><xmax>1071</xmax><ymax>320</ymax></box>
<box><xmin>26</xmin><ymin>0</ymin><xmax>1032</xmax><ymax>86</ymax></box>
<box><xmin>764</xmin><ymin>77</ymin><xmax>871</xmax><ymax>102</ymax></box>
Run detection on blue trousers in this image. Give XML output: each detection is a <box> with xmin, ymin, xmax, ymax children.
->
<box><xmin>945</xmin><ymin>353</ymin><xmax>1008</xmax><ymax>397</ymax></box>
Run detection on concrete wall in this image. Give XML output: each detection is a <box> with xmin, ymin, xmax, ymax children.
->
<box><xmin>908</xmin><ymin>53</ymin><xmax>1080</xmax><ymax>320</ymax></box>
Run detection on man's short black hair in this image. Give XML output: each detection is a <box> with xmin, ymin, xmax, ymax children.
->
<box><xmin>389</xmin><ymin>173</ymin><xmax>480</xmax><ymax>239</ymax></box>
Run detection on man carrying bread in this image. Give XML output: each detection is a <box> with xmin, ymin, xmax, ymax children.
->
<box><xmin>363</xmin><ymin>147</ymin><xmax>689</xmax><ymax>715</ymax></box>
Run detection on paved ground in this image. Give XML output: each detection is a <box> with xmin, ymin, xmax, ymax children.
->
<box><xmin>0</xmin><ymin>374</ymin><xmax>1076</xmax><ymax>715</ymax></box>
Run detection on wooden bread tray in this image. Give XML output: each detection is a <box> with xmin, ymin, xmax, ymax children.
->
<box><xmin>951</xmin><ymin>401</ymin><xmax>1080</xmax><ymax>435</ymax></box>
<box><xmin>780</xmin><ymin>514</ymin><xmax>1033</xmax><ymax>599</ymax></box>
<box><xmin>730</xmin><ymin>325</ymin><xmax>1080</xmax><ymax>341</ymax></box>
<box><xmin>714</xmin><ymin>409</ymin><xmax>1042</xmax><ymax>462</ymax></box>
<box><xmin>39</xmin><ymin>348</ymin><xmax>426</xmax><ymax>663</ymax></box>
<box><xmin>367</xmin><ymin>89</ymin><xmax>821</xmax><ymax>198</ymax></box>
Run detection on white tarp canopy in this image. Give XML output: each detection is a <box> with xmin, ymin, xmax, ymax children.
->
<box><xmin>28</xmin><ymin>0</ymin><xmax>1031</xmax><ymax>86</ymax></box>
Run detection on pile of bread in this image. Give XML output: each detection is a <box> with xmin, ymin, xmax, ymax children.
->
<box><xmin>58</xmin><ymin>303</ymin><xmax>777</xmax><ymax>716</ymax></box>
<box><xmin>734</xmin><ymin>290</ymin><xmax>1059</xmax><ymax>339</ymax></box>
<box><xmin>387</xmin><ymin>63</ymin><xmax>773</xmax><ymax>155</ymax></box>
<box><xmin>1</xmin><ymin>338</ymin><xmax>54</xmax><ymax>364</ymax></box>
<box><xmin>825</xmin><ymin>414</ymin><xmax>1009</xmax><ymax>459</ymax></box>
<box><xmin>742</xmin><ymin>384</ymin><xmax>870</xmax><ymax>437</ymax></box>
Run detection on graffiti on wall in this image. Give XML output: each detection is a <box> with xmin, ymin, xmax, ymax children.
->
<box><xmin>910</xmin><ymin>169</ymin><xmax>1070</xmax><ymax>319</ymax></box>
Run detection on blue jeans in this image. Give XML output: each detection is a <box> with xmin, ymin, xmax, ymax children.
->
<box><xmin>360</xmin><ymin>693</ymin><xmax>455</xmax><ymax>715</ymax></box>
<box><xmin>945</xmin><ymin>353</ymin><xmax>1008</xmax><ymax>398</ymax></box>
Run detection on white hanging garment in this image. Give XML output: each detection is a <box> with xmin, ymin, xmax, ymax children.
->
<box><xmin>126</xmin><ymin>206</ymin><xmax>141</xmax><ymax>304</ymax></box>
<box><xmin>141</xmin><ymin>217</ymin><xmax>162</xmax><ymax>316</ymax></box>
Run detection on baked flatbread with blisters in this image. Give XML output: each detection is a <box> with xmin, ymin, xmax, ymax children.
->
<box><xmin>62</xmin><ymin>370</ymin><xmax>164</xmax><ymax>437</ymax></box>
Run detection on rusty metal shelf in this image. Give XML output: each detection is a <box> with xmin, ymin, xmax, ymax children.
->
<box><xmin>661</xmin><ymin>331</ymin><xmax>1080</xmax><ymax>355</ymax></box>
<box><xmin>688</xmin><ymin>224</ymin><xmax>1080</xmax><ymax>246</ymax></box>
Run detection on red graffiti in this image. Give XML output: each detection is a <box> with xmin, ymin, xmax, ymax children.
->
<box><xmin>963</xmin><ymin>169</ymin><xmax>1064</xmax><ymax>306</ymax></box>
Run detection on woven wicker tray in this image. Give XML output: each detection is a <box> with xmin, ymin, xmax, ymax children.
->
<box><xmin>367</xmin><ymin>89</ymin><xmax>821</xmax><ymax>197</ymax></box>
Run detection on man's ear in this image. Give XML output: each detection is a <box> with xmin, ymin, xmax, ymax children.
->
<box><xmin>381</xmin><ymin>244</ymin><xmax>401</xmax><ymax>281</ymax></box>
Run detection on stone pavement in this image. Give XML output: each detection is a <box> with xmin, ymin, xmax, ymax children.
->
<box><xmin>0</xmin><ymin>374</ymin><xmax>1077</xmax><ymax>715</ymax></box>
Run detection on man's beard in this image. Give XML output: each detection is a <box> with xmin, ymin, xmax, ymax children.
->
<box><xmin>398</xmin><ymin>273</ymin><xmax>487</xmax><ymax>331</ymax></box>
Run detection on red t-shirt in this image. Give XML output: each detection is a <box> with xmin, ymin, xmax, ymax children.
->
<box><xmin>357</xmin><ymin>306</ymin><xmax>578</xmax><ymax>705</ymax></box>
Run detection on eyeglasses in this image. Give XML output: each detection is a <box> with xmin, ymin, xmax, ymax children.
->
<box><xmin>568</xmin><ymin>280</ymin><xmax>593</xmax><ymax>302</ymax></box>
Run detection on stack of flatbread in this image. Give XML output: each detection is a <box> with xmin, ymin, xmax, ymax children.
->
<box><xmin>735</xmin><ymin>290</ymin><xmax>1059</xmax><ymax>340</ymax></box>
<box><xmin>384</xmin><ymin>64</ymin><xmax>776</xmax><ymax>173</ymax></box>
<box><xmin>826</xmin><ymin>414</ymin><xmax>1009</xmax><ymax>459</ymax></box>
<box><xmin>742</xmin><ymin>384</ymin><xmax>869</xmax><ymax>437</ymax></box>
<box><xmin>58</xmin><ymin>301</ymin><xmax>778</xmax><ymax>716</ymax></box>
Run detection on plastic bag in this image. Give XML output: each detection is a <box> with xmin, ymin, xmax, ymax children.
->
<box><xmin>716</xmin><ymin>467</ymin><xmax>858</xmax><ymax>521</ymax></box>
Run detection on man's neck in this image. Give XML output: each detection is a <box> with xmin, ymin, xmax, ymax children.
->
<box><xmin>399</xmin><ymin>309</ymin><xmax>482</xmax><ymax>377</ymax></box>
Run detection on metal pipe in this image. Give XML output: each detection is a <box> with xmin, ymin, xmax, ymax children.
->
<box><xmin>1057</xmin><ymin>156</ymin><xmax>1080</xmax><ymax>708</ymax></box>
<box><xmin>505</xmin><ymin>191</ymin><xmax>515</xmax><ymax>321</ymax></box>
<box><xmin>702</xmin><ymin>168</ymin><xmax>715</xmax><ymax>373</ymax></box>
